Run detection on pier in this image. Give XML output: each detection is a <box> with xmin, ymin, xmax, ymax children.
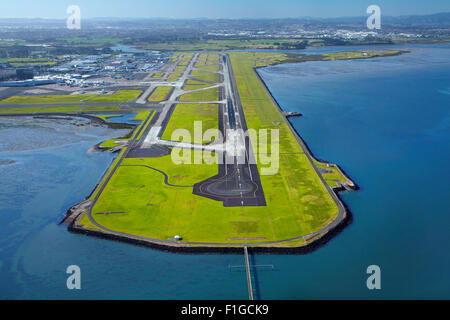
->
<box><xmin>244</xmin><ymin>246</ymin><xmax>253</xmax><ymax>300</ymax></box>
<box><xmin>229</xmin><ymin>247</ymin><xmax>275</xmax><ymax>300</ymax></box>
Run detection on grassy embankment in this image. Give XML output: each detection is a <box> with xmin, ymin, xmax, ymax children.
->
<box><xmin>0</xmin><ymin>89</ymin><xmax>142</xmax><ymax>105</ymax></box>
<box><xmin>161</xmin><ymin>103</ymin><xmax>219</xmax><ymax>143</ymax></box>
<box><xmin>0</xmin><ymin>90</ymin><xmax>143</xmax><ymax>114</ymax></box>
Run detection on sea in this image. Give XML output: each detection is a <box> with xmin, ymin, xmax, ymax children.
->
<box><xmin>0</xmin><ymin>44</ymin><xmax>448</xmax><ymax>299</ymax></box>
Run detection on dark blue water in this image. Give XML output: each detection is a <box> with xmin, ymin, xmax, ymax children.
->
<box><xmin>255</xmin><ymin>44</ymin><xmax>450</xmax><ymax>299</ymax></box>
<box><xmin>0</xmin><ymin>45</ymin><xmax>449</xmax><ymax>299</ymax></box>
<box><xmin>0</xmin><ymin>116</ymin><xmax>246</xmax><ymax>300</ymax></box>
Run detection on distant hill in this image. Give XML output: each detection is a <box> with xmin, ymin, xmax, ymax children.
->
<box><xmin>383</xmin><ymin>12</ymin><xmax>450</xmax><ymax>25</ymax></box>
<box><xmin>0</xmin><ymin>12</ymin><xmax>449</xmax><ymax>26</ymax></box>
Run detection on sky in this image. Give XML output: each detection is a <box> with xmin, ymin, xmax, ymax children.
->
<box><xmin>0</xmin><ymin>0</ymin><xmax>449</xmax><ymax>19</ymax></box>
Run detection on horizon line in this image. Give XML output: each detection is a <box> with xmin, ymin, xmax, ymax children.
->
<box><xmin>0</xmin><ymin>11</ymin><xmax>449</xmax><ymax>21</ymax></box>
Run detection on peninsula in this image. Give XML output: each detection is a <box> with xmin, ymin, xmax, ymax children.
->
<box><xmin>0</xmin><ymin>49</ymin><xmax>404</xmax><ymax>252</ymax></box>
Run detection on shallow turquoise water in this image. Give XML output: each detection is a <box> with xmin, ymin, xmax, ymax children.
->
<box><xmin>0</xmin><ymin>44</ymin><xmax>449</xmax><ymax>299</ymax></box>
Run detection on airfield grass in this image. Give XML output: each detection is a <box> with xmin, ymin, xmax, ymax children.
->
<box><xmin>174</xmin><ymin>66</ymin><xmax>185</xmax><ymax>73</ymax></box>
<box><xmin>152</xmin><ymin>72</ymin><xmax>164</xmax><ymax>78</ymax></box>
<box><xmin>192</xmin><ymin>73</ymin><xmax>220</xmax><ymax>83</ymax></box>
<box><xmin>168</xmin><ymin>73</ymin><xmax>181</xmax><ymax>79</ymax></box>
<box><xmin>183</xmin><ymin>83</ymin><xmax>214</xmax><ymax>91</ymax></box>
<box><xmin>148</xmin><ymin>86</ymin><xmax>172</xmax><ymax>102</ymax></box>
<box><xmin>87</xmin><ymin>110</ymin><xmax>154</xmax><ymax>199</ymax></box>
<box><xmin>131</xmin><ymin>110</ymin><xmax>152</xmax><ymax>121</ymax></box>
<box><xmin>183</xmin><ymin>79</ymin><xmax>215</xmax><ymax>90</ymax></box>
<box><xmin>190</xmin><ymin>69</ymin><xmax>209</xmax><ymax>76</ymax></box>
<box><xmin>194</xmin><ymin>54</ymin><xmax>208</xmax><ymax>67</ymax></box>
<box><xmin>161</xmin><ymin>103</ymin><xmax>218</xmax><ymax>143</ymax></box>
<box><xmin>81</xmin><ymin>105</ymin><xmax>120</xmax><ymax>112</ymax></box>
<box><xmin>178</xmin><ymin>87</ymin><xmax>219</xmax><ymax>102</ymax></box>
<box><xmin>122</xmin><ymin>151</ymin><xmax>218</xmax><ymax>186</ymax></box>
<box><xmin>0</xmin><ymin>106</ymin><xmax>81</xmax><ymax>114</ymax></box>
<box><xmin>206</xmin><ymin>54</ymin><xmax>220</xmax><ymax>62</ymax></box>
<box><xmin>89</xmin><ymin>90</ymin><xmax>142</xmax><ymax>103</ymax></box>
<box><xmin>0</xmin><ymin>94</ymin><xmax>97</xmax><ymax>105</ymax></box>
<box><xmin>0</xmin><ymin>89</ymin><xmax>142</xmax><ymax>105</ymax></box>
<box><xmin>196</xmin><ymin>64</ymin><xmax>219</xmax><ymax>72</ymax></box>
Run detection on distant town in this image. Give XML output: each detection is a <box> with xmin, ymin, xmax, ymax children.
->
<box><xmin>0</xmin><ymin>49</ymin><xmax>170</xmax><ymax>88</ymax></box>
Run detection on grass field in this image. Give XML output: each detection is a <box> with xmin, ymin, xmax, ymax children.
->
<box><xmin>89</xmin><ymin>90</ymin><xmax>142</xmax><ymax>103</ymax></box>
<box><xmin>190</xmin><ymin>69</ymin><xmax>209</xmax><ymax>76</ymax></box>
<box><xmin>183</xmin><ymin>79</ymin><xmax>216</xmax><ymax>90</ymax></box>
<box><xmin>178</xmin><ymin>87</ymin><xmax>219</xmax><ymax>102</ymax></box>
<box><xmin>192</xmin><ymin>73</ymin><xmax>220</xmax><ymax>83</ymax></box>
<box><xmin>173</xmin><ymin>66</ymin><xmax>185</xmax><ymax>73</ymax></box>
<box><xmin>195</xmin><ymin>64</ymin><xmax>220</xmax><ymax>72</ymax></box>
<box><xmin>0</xmin><ymin>94</ymin><xmax>97</xmax><ymax>105</ymax></box>
<box><xmin>161</xmin><ymin>103</ymin><xmax>219</xmax><ymax>143</ymax></box>
<box><xmin>0</xmin><ymin>90</ymin><xmax>142</xmax><ymax>105</ymax></box>
<box><xmin>148</xmin><ymin>86</ymin><xmax>172</xmax><ymax>102</ymax></box>
<box><xmin>0</xmin><ymin>106</ymin><xmax>81</xmax><ymax>113</ymax></box>
<box><xmin>168</xmin><ymin>73</ymin><xmax>182</xmax><ymax>79</ymax></box>
<box><xmin>183</xmin><ymin>83</ymin><xmax>214</xmax><ymax>91</ymax></box>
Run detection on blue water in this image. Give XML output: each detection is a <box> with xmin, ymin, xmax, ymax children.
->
<box><xmin>0</xmin><ymin>45</ymin><xmax>449</xmax><ymax>299</ymax></box>
<box><xmin>255</xmin><ymin>44</ymin><xmax>450</xmax><ymax>299</ymax></box>
<box><xmin>87</xmin><ymin>113</ymin><xmax>141</xmax><ymax>125</ymax></box>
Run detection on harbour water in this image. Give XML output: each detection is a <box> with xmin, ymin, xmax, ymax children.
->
<box><xmin>0</xmin><ymin>44</ymin><xmax>448</xmax><ymax>299</ymax></box>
